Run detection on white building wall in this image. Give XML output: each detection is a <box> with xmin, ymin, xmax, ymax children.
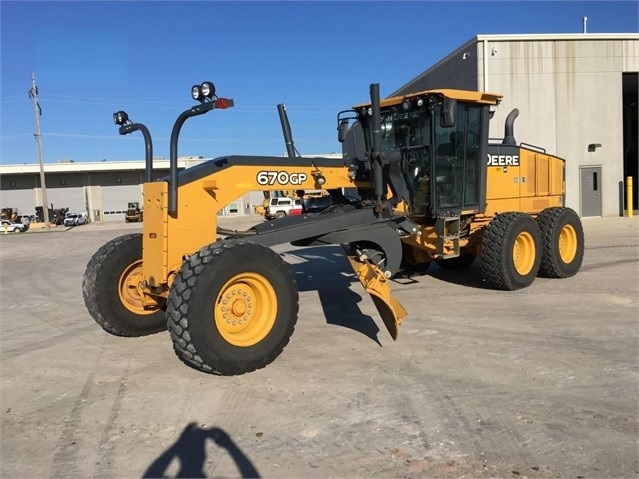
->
<box><xmin>482</xmin><ymin>37</ymin><xmax>638</xmax><ymax>216</ymax></box>
<box><xmin>396</xmin><ymin>34</ymin><xmax>638</xmax><ymax>217</ymax></box>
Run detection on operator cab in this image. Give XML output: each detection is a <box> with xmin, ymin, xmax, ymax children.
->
<box><xmin>340</xmin><ymin>89</ymin><xmax>501</xmax><ymax>220</ymax></box>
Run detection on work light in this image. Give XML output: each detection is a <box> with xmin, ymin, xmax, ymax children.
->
<box><xmin>191</xmin><ymin>84</ymin><xmax>203</xmax><ymax>102</ymax></box>
<box><xmin>201</xmin><ymin>81</ymin><xmax>215</xmax><ymax>99</ymax></box>
<box><xmin>113</xmin><ymin>111</ymin><xmax>129</xmax><ymax>126</ymax></box>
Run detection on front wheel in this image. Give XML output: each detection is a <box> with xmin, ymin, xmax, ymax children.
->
<box><xmin>167</xmin><ymin>241</ymin><xmax>299</xmax><ymax>376</ymax></box>
<box><xmin>480</xmin><ymin>213</ymin><xmax>541</xmax><ymax>290</ymax></box>
<box><xmin>83</xmin><ymin>233</ymin><xmax>167</xmax><ymax>336</ymax></box>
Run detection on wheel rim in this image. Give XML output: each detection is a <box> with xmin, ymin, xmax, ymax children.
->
<box><xmin>215</xmin><ymin>272</ymin><xmax>277</xmax><ymax>347</ymax></box>
<box><xmin>118</xmin><ymin>260</ymin><xmax>159</xmax><ymax>315</ymax></box>
<box><xmin>512</xmin><ymin>231</ymin><xmax>536</xmax><ymax>275</ymax></box>
<box><xmin>558</xmin><ymin>224</ymin><xmax>578</xmax><ymax>263</ymax></box>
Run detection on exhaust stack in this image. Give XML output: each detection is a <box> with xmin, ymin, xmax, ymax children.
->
<box><xmin>502</xmin><ymin>108</ymin><xmax>519</xmax><ymax>146</ymax></box>
<box><xmin>277</xmin><ymin>104</ymin><xmax>296</xmax><ymax>158</ymax></box>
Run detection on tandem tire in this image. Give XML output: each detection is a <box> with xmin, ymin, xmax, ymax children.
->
<box><xmin>83</xmin><ymin>233</ymin><xmax>167</xmax><ymax>336</ymax></box>
<box><xmin>166</xmin><ymin>241</ymin><xmax>299</xmax><ymax>376</ymax></box>
<box><xmin>480</xmin><ymin>212</ymin><xmax>542</xmax><ymax>290</ymax></box>
<box><xmin>536</xmin><ymin>207</ymin><xmax>584</xmax><ymax>278</ymax></box>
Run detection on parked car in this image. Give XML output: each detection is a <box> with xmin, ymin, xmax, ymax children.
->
<box><xmin>1</xmin><ymin>219</ymin><xmax>28</xmax><ymax>233</ymax></box>
<box><xmin>16</xmin><ymin>215</ymin><xmax>32</xmax><ymax>225</ymax></box>
<box><xmin>303</xmin><ymin>195</ymin><xmax>360</xmax><ymax>214</ymax></box>
<box><xmin>265</xmin><ymin>197</ymin><xmax>303</xmax><ymax>219</ymax></box>
<box><xmin>64</xmin><ymin>213</ymin><xmax>87</xmax><ymax>227</ymax></box>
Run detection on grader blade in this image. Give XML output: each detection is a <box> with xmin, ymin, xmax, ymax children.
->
<box><xmin>345</xmin><ymin>254</ymin><xmax>407</xmax><ymax>340</ymax></box>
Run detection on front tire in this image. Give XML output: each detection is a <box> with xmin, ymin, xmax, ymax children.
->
<box><xmin>536</xmin><ymin>207</ymin><xmax>584</xmax><ymax>278</ymax></box>
<box><xmin>167</xmin><ymin>241</ymin><xmax>299</xmax><ymax>376</ymax></box>
<box><xmin>480</xmin><ymin>213</ymin><xmax>541</xmax><ymax>290</ymax></box>
<box><xmin>83</xmin><ymin>233</ymin><xmax>167</xmax><ymax>336</ymax></box>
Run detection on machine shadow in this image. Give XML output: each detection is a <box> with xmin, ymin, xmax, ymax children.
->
<box><xmin>420</xmin><ymin>262</ymin><xmax>491</xmax><ymax>289</ymax></box>
<box><xmin>283</xmin><ymin>246</ymin><xmax>382</xmax><ymax>345</ymax></box>
<box><xmin>142</xmin><ymin>423</ymin><xmax>260</xmax><ymax>479</ymax></box>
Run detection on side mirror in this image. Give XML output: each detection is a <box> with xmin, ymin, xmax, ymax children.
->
<box><xmin>440</xmin><ymin>98</ymin><xmax>457</xmax><ymax>128</ymax></box>
<box><xmin>338</xmin><ymin>119</ymin><xmax>350</xmax><ymax>143</ymax></box>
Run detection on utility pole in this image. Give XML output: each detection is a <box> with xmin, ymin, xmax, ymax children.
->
<box><xmin>30</xmin><ymin>72</ymin><xmax>50</xmax><ymax>229</ymax></box>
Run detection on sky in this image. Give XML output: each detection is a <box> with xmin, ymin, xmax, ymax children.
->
<box><xmin>1</xmin><ymin>1</ymin><xmax>637</xmax><ymax>165</ymax></box>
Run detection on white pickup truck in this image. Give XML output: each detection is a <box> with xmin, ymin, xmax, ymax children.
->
<box><xmin>64</xmin><ymin>213</ymin><xmax>87</xmax><ymax>227</ymax></box>
<box><xmin>265</xmin><ymin>197</ymin><xmax>303</xmax><ymax>219</ymax></box>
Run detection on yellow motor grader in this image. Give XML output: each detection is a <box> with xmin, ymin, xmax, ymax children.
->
<box><xmin>83</xmin><ymin>81</ymin><xmax>584</xmax><ymax>376</ymax></box>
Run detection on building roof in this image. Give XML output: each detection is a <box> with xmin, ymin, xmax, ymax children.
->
<box><xmin>0</xmin><ymin>157</ymin><xmax>210</xmax><ymax>175</ymax></box>
<box><xmin>475</xmin><ymin>33</ymin><xmax>638</xmax><ymax>42</ymax></box>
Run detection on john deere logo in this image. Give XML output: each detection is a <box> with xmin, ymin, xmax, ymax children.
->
<box><xmin>487</xmin><ymin>153</ymin><xmax>520</xmax><ymax>166</ymax></box>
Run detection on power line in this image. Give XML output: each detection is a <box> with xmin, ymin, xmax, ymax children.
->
<box><xmin>22</xmin><ymin>94</ymin><xmax>343</xmax><ymax>111</ymax></box>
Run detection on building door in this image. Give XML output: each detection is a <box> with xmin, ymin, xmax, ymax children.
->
<box><xmin>580</xmin><ymin>166</ymin><xmax>602</xmax><ymax>217</ymax></box>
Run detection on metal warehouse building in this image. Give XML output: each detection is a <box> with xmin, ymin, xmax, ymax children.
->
<box><xmin>390</xmin><ymin>33</ymin><xmax>638</xmax><ymax>217</ymax></box>
<box><xmin>0</xmin><ymin>155</ymin><xmax>341</xmax><ymax>222</ymax></box>
<box><xmin>1</xmin><ymin>33</ymin><xmax>637</xmax><ymax>220</ymax></box>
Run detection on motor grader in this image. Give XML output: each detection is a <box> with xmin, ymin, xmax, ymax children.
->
<box><xmin>83</xmin><ymin>81</ymin><xmax>584</xmax><ymax>376</ymax></box>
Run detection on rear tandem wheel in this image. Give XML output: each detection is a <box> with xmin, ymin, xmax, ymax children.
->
<box><xmin>166</xmin><ymin>240</ymin><xmax>299</xmax><ymax>376</ymax></box>
<box><xmin>480</xmin><ymin>212</ymin><xmax>542</xmax><ymax>291</ymax></box>
<box><xmin>536</xmin><ymin>207</ymin><xmax>584</xmax><ymax>278</ymax></box>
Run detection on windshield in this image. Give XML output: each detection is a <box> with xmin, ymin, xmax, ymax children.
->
<box><xmin>378</xmin><ymin>109</ymin><xmax>431</xmax><ymax>152</ymax></box>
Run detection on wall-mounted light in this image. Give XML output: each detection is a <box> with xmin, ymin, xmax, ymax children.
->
<box><xmin>116</xmin><ymin>177</ymin><xmax>122</xmax><ymax>184</ymax></box>
<box><xmin>588</xmin><ymin>143</ymin><xmax>602</xmax><ymax>152</ymax></box>
<box><xmin>491</xmin><ymin>45</ymin><xmax>498</xmax><ymax>56</ymax></box>
<box><xmin>9</xmin><ymin>181</ymin><xmax>16</xmax><ymax>188</ymax></box>
<box><xmin>462</xmin><ymin>52</ymin><xmax>470</xmax><ymax>60</ymax></box>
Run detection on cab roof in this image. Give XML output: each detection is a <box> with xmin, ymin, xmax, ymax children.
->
<box><xmin>353</xmin><ymin>88</ymin><xmax>503</xmax><ymax>109</ymax></box>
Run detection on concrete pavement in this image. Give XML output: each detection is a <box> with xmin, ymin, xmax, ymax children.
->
<box><xmin>1</xmin><ymin>215</ymin><xmax>637</xmax><ymax>478</ymax></box>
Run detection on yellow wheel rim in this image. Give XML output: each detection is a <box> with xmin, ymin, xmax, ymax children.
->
<box><xmin>558</xmin><ymin>224</ymin><xmax>578</xmax><ymax>263</ymax></box>
<box><xmin>215</xmin><ymin>272</ymin><xmax>277</xmax><ymax>347</ymax></box>
<box><xmin>118</xmin><ymin>260</ymin><xmax>160</xmax><ymax>315</ymax></box>
<box><xmin>512</xmin><ymin>231</ymin><xmax>536</xmax><ymax>276</ymax></box>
